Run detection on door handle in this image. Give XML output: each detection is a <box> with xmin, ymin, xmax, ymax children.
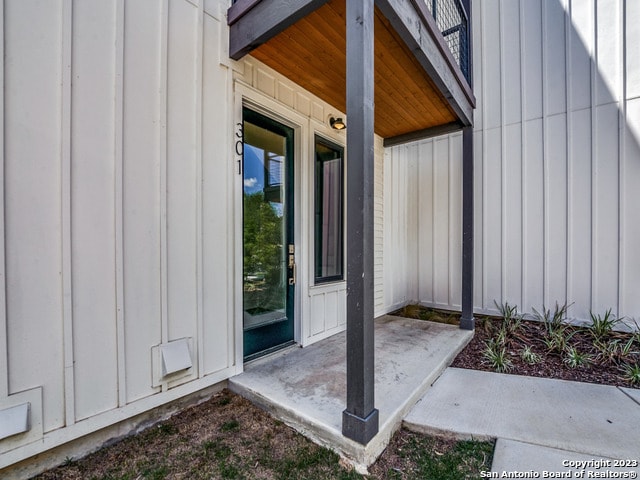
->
<box><xmin>288</xmin><ymin>244</ymin><xmax>295</xmax><ymax>285</ymax></box>
<box><xmin>289</xmin><ymin>262</ymin><xmax>296</xmax><ymax>285</ymax></box>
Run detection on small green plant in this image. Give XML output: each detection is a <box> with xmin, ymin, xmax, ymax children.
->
<box><xmin>520</xmin><ymin>345</ymin><xmax>541</xmax><ymax>365</ymax></box>
<box><xmin>589</xmin><ymin>309</ymin><xmax>619</xmax><ymax>339</ymax></box>
<box><xmin>494</xmin><ymin>300</ymin><xmax>522</xmax><ymax>334</ymax></box>
<box><xmin>221</xmin><ymin>419</ymin><xmax>240</xmax><ymax>432</ymax></box>
<box><xmin>595</xmin><ymin>337</ymin><xmax>637</xmax><ymax>365</ymax></box>
<box><xmin>533</xmin><ymin>302</ymin><xmax>571</xmax><ymax>335</ymax></box>
<box><xmin>483</xmin><ymin>338</ymin><xmax>513</xmax><ymax>373</ymax></box>
<box><xmin>203</xmin><ymin>439</ymin><xmax>232</xmax><ymax>461</ymax></box>
<box><xmin>156</xmin><ymin>423</ymin><xmax>177</xmax><ymax>436</ymax></box>
<box><xmin>202</xmin><ymin>440</ymin><xmax>216</xmax><ymax>452</ymax></box>
<box><xmin>563</xmin><ymin>346</ymin><xmax>591</xmax><ymax>368</ymax></box>
<box><xmin>622</xmin><ymin>363</ymin><xmax>640</xmax><ymax>385</ymax></box>
<box><xmin>140</xmin><ymin>465</ymin><xmax>169</xmax><ymax>480</ymax></box>
<box><xmin>620</xmin><ymin>337</ymin><xmax>636</xmax><ymax>358</ymax></box>
<box><xmin>495</xmin><ymin>325</ymin><xmax>508</xmax><ymax>346</ymax></box>
<box><xmin>219</xmin><ymin>462</ymin><xmax>240</xmax><ymax>479</ymax></box>
<box><xmin>543</xmin><ymin>327</ymin><xmax>575</xmax><ymax>354</ymax></box>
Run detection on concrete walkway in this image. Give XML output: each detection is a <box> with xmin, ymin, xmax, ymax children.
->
<box><xmin>229</xmin><ymin>315</ymin><xmax>472</xmax><ymax>469</ymax></box>
<box><xmin>405</xmin><ymin>367</ymin><xmax>640</xmax><ymax>475</ymax></box>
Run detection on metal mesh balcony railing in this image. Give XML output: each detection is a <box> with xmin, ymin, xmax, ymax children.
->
<box><xmin>426</xmin><ymin>0</ymin><xmax>470</xmax><ymax>84</ymax></box>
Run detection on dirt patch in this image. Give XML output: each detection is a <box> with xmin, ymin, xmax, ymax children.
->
<box><xmin>32</xmin><ymin>390</ymin><xmax>355</xmax><ymax>480</ymax></box>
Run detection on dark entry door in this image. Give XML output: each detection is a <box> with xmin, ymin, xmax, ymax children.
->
<box><xmin>242</xmin><ymin>108</ymin><xmax>295</xmax><ymax>360</ymax></box>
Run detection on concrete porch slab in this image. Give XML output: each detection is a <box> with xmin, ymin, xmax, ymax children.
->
<box><xmin>229</xmin><ymin>315</ymin><xmax>472</xmax><ymax>469</ymax></box>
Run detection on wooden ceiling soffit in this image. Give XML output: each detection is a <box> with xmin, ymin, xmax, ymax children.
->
<box><xmin>229</xmin><ymin>0</ymin><xmax>473</xmax><ymax>139</ymax></box>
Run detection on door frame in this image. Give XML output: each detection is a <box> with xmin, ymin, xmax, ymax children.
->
<box><xmin>233</xmin><ymin>85</ymin><xmax>308</xmax><ymax>368</ymax></box>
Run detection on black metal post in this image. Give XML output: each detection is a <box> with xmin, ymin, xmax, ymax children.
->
<box><xmin>460</xmin><ymin>126</ymin><xmax>474</xmax><ymax>330</ymax></box>
<box><xmin>342</xmin><ymin>0</ymin><xmax>379</xmax><ymax>445</ymax></box>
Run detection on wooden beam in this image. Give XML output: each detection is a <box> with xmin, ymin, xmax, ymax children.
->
<box><xmin>375</xmin><ymin>0</ymin><xmax>475</xmax><ymax>126</ymax></box>
<box><xmin>383</xmin><ymin>121</ymin><xmax>463</xmax><ymax>147</ymax></box>
<box><xmin>342</xmin><ymin>0</ymin><xmax>379</xmax><ymax>446</ymax></box>
<box><xmin>228</xmin><ymin>0</ymin><xmax>328</xmax><ymax>60</ymax></box>
<box><xmin>227</xmin><ymin>0</ymin><xmax>261</xmax><ymax>26</ymax></box>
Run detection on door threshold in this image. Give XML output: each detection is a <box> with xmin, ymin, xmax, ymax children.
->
<box><xmin>244</xmin><ymin>341</ymin><xmax>298</xmax><ymax>365</ymax></box>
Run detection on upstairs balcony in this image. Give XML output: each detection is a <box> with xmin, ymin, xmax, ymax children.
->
<box><xmin>227</xmin><ymin>0</ymin><xmax>475</xmax><ymax>144</ymax></box>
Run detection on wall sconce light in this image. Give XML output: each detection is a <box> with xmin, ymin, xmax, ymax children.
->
<box><xmin>329</xmin><ymin>117</ymin><xmax>346</xmax><ymax>130</ymax></box>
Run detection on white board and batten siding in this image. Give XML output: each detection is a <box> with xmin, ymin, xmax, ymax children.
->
<box><xmin>0</xmin><ymin>0</ymin><xmax>390</xmax><ymax>466</ymax></box>
<box><xmin>0</xmin><ymin>0</ymin><xmax>236</xmax><ymax>467</ymax></box>
<box><xmin>384</xmin><ymin>135</ymin><xmax>463</xmax><ymax>313</ymax></box>
<box><xmin>387</xmin><ymin>0</ymin><xmax>640</xmax><ymax>323</ymax></box>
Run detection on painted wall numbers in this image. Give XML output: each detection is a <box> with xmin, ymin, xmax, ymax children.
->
<box><xmin>235</xmin><ymin>122</ymin><xmax>243</xmax><ymax>175</ymax></box>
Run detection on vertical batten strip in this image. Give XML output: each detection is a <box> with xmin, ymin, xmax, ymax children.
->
<box><xmin>498</xmin><ymin>0</ymin><xmax>505</xmax><ymax>308</ymax></box>
<box><xmin>590</xmin><ymin>1</ymin><xmax>598</xmax><ymax>313</ymax></box>
<box><xmin>447</xmin><ymin>139</ymin><xmax>453</xmax><ymax>306</ymax></box>
<box><xmin>195</xmin><ymin>0</ymin><xmax>204</xmax><ymax>377</ymax></box>
<box><xmin>431</xmin><ymin>141</ymin><xmax>436</xmax><ymax>302</ymax></box>
<box><xmin>114</xmin><ymin>0</ymin><xmax>126</xmax><ymax>407</ymax></box>
<box><xmin>222</xmin><ymin>13</ymin><xmax>235</xmax><ymax>369</ymax></box>
<box><xmin>541</xmin><ymin>0</ymin><xmax>549</xmax><ymax>307</ymax></box>
<box><xmin>61</xmin><ymin>0</ymin><xmax>75</xmax><ymax>426</ymax></box>
<box><xmin>0</xmin><ymin>0</ymin><xmax>7</xmax><ymax>399</ymax></box>
<box><xmin>474</xmin><ymin>0</ymin><xmax>483</xmax><ymax>311</ymax></box>
<box><xmin>232</xmin><ymin>88</ymin><xmax>244</xmax><ymax>368</ymax></box>
<box><xmin>480</xmin><ymin>0</ymin><xmax>487</xmax><ymax>310</ymax></box>
<box><xmin>564</xmin><ymin>0</ymin><xmax>572</xmax><ymax>313</ymax></box>
<box><xmin>417</xmin><ymin>146</ymin><xmax>423</xmax><ymax>301</ymax></box>
<box><xmin>519</xmin><ymin>0</ymin><xmax>527</xmax><ymax>311</ymax></box>
<box><xmin>159</xmin><ymin>0</ymin><xmax>169</xmax><ymax>351</ymax></box>
<box><xmin>617</xmin><ymin>0</ymin><xmax>626</xmax><ymax>317</ymax></box>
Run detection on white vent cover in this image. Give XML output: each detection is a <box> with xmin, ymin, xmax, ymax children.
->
<box><xmin>160</xmin><ymin>338</ymin><xmax>193</xmax><ymax>377</ymax></box>
<box><xmin>0</xmin><ymin>402</ymin><xmax>30</xmax><ymax>441</ymax></box>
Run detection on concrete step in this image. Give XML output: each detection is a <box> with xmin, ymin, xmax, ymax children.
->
<box><xmin>229</xmin><ymin>315</ymin><xmax>472</xmax><ymax>469</ymax></box>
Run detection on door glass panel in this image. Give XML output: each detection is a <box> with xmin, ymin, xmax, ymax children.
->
<box><xmin>314</xmin><ymin>137</ymin><xmax>344</xmax><ymax>283</ymax></box>
<box><xmin>242</xmin><ymin>108</ymin><xmax>294</xmax><ymax>360</ymax></box>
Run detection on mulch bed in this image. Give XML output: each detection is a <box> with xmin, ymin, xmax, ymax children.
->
<box><xmin>453</xmin><ymin>317</ymin><xmax>639</xmax><ymax>388</ymax></box>
<box><xmin>394</xmin><ymin>305</ymin><xmax>640</xmax><ymax>389</ymax></box>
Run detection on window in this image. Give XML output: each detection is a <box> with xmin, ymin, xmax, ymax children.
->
<box><xmin>314</xmin><ymin>136</ymin><xmax>344</xmax><ymax>283</ymax></box>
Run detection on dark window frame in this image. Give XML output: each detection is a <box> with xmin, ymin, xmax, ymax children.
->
<box><xmin>314</xmin><ymin>135</ymin><xmax>345</xmax><ymax>284</ymax></box>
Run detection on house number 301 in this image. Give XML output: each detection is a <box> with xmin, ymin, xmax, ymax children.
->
<box><xmin>235</xmin><ymin>122</ymin><xmax>243</xmax><ymax>175</ymax></box>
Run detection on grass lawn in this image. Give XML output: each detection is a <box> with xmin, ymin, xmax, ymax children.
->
<box><xmin>31</xmin><ymin>389</ymin><xmax>493</xmax><ymax>480</ymax></box>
